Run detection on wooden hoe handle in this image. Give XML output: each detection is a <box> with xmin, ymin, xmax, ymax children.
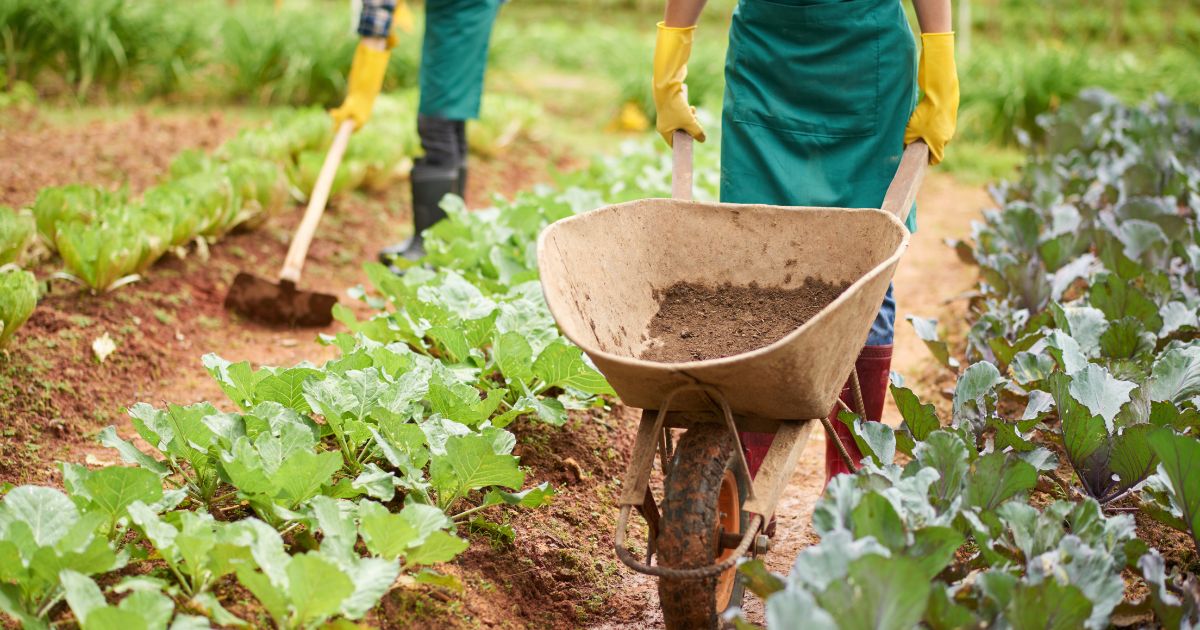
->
<box><xmin>671</xmin><ymin>130</ymin><xmax>693</xmax><ymax>202</ymax></box>
<box><xmin>280</xmin><ymin>120</ymin><xmax>355</xmax><ymax>284</ymax></box>
<box><xmin>880</xmin><ymin>140</ymin><xmax>929</xmax><ymax>223</ymax></box>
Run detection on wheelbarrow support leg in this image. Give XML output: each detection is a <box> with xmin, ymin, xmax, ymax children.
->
<box><xmin>743</xmin><ymin>420</ymin><xmax>817</xmax><ymax>519</ymax></box>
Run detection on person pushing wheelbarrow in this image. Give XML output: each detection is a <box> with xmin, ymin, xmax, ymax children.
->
<box><xmin>330</xmin><ymin>0</ymin><xmax>504</xmax><ymax>268</ymax></box>
<box><xmin>652</xmin><ymin>0</ymin><xmax>959</xmax><ymax>492</ymax></box>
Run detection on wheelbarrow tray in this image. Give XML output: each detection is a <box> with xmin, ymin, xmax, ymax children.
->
<box><xmin>537</xmin><ymin>198</ymin><xmax>910</xmax><ymax>420</ymax></box>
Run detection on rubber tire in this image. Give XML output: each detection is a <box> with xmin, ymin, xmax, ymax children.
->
<box><xmin>657</xmin><ymin>424</ymin><xmax>749</xmax><ymax>630</ymax></box>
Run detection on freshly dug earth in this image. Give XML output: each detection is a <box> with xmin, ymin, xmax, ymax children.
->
<box><xmin>640</xmin><ymin>278</ymin><xmax>850</xmax><ymax>362</ymax></box>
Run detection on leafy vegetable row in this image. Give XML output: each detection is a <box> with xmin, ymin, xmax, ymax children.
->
<box><xmin>1</xmin><ymin>132</ymin><xmax>693</xmax><ymax>628</ymax></box>
<box><xmin>741</xmin><ymin>91</ymin><xmax>1200</xmax><ymax>627</ymax></box>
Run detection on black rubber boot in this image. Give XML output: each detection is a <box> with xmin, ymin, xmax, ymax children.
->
<box><xmin>377</xmin><ymin>164</ymin><xmax>458</xmax><ymax>269</ymax></box>
<box><xmin>456</xmin><ymin>165</ymin><xmax>467</xmax><ymax>200</ymax></box>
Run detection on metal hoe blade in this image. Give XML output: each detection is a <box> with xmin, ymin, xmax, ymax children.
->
<box><xmin>223</xmin><ymin>272</ymin><xmax>337</xmax><ymax>327</ymax></box>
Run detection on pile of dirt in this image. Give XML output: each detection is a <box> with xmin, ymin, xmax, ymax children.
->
<box><xmin>639</xmin><ymin>278</ymin><xmax>850</xmax><ymax>362</ymax></box>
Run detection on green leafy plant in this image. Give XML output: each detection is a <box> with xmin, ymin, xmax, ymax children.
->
<box><xmin>0</xmin><ymin>268</ymin><xmax>38</xmax><ymax>350</ymax></box>
<box><xmin>0</xmin><ymin>486</ymin><xmax>123</xmax><ymax>628</ymax></box>
<box><xmin>0</xmin><ymin>206</ymin><xmax>34</xmax><ymax>266</ymax></box>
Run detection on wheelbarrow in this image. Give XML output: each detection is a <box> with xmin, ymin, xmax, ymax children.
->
<box><xmin>537</xmin><ymin>131</ymin><xmax>928</xmax><ymax>628</ymax></box>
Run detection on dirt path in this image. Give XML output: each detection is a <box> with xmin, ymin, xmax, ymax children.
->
<box><xmin>597</xmin><ymin>172</ymin><xmax>992</xmax><ymax>627</ymax></box>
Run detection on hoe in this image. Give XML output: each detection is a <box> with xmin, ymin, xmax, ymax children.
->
<box><xmin>224</xmin><ymin>121</ymin><xmax>354</xmax><ymax>326</ymax></box>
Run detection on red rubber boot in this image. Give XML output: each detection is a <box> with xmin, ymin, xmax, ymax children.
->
<box><xmin>738</xmin><ymin>431</ymin><xmax>776</xmax><ymax>535</ymax></box>
<box><xmin>824</xmin><ymin>345</ymin><xmax>893</xmax><ymax>488</ymax></box>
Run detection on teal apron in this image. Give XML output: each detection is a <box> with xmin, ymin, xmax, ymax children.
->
<box><xmin>720</xmin><ymin>0</ymin><xmax>917</xmax><ymax>345</ymax></box>
<box><xmin>418</xmin><ymin>0</ymin><xmax>504</xmax><ymax>120</ymax></box>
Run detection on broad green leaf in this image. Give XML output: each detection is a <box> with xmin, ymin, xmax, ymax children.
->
<box><xmin>97</xmin><ymin>427</ymin><xmax>169</xmax><ymax>477</ymax></box>
<box><xmin>358</xmin><ymin>502</ymin><xmax>450</xmax><ymax>561</ymax></box>
<box><xmin>1098</xmin><ymin>317</ymin><xmax>1153</xmax><ymax>360</ymax></box>
<box><xmin>0</xmin><ymin>486</ymin><xmax>78</xmax><ymax>547</ymax></box>
<box><xmin>351</xmin><ymin>463</ymin><xmax>396</xmax><ymax>501</ymax></box>
<box><xmin>953</xmin><ymin>361</ymin><xmax>1005</xmax><ymax>432</ymax></box>
<box><xmin>112</xmin><ymin>590</ymin><xmax>174</xmax><ymax>629</ymax></box>
<box><xmin>1138</xmin><ymin>551</ymin><xmax>1195</xmax><ymax>629</ymax></box>
<box><xmin>1006</xmin><ymin>580</ymin><xmax>1093</xmax><ymax>630</ymax></box>
<box><xmin>967</xmin><ymin>452</ymin><xmax>1037</xmax><ymax>512</ymax></box>
<box><xmin>532</xmin><ymin>340</ymin><xmax>613</xmax><ymax>396</ymax></box>
<box><xmin>990</xmin><ymin>417</ymin><xmax>1037</xmax><ymax>452</ymax></box>
<box><xmin>494</xmin><ymin>332</ymin><xmax>534</xmax><ymax>384</ymax></box>
<box><xmin>515</xmin><ymin>394</ymin><xmax>567</xmax><ymax>426</ymax></box>
<box><xmin>202</xmin><ymin>355</ymin><xmax>264</xmax><ymax>410</ymax></box>
<box><xmin>1047</xmin><ymin>372</ymin><xmax>1109</xmax><ymax>467</ymax></box>
<box><xmin>254</xmin><ymin>367</ymin><xmax>320</xmax><ymax>413</ymax></box>
<box><xmin>405</xmin><ymin>531</ymin><xmax>469</xmax><ymax>566</ymax></box>
<box><xmin>81</xmin><ymin>466</ymin><xmax>164</xmax><ymax>527</ymax></box>
<box><xmin>1148</xmin><ymin>345</ymin><xmax>1200</xmax><ymax>404</ymax></box>
<box><xmin>926</xmin><ymin>584</ymin><xmax>980</xmax><ymax>630</ymax></box>
<box><xmin>428</xmin><ymin>375</ymin><xmax>504</xmax><ymax>426</ymax></box>
<box><xmin>737</xmin><ymin>559</ymin><xmax>786</xmax><ymax>599</ymax></box>
<box><xmin>907</xmin><ymin>316</ymin><xmax>959</xmax><ymax>369</ymax></box>
<box><xmin>235</xmin><ymin>566</ymin><xmax>288</xmax><ymax>625</ymax></box>
<box><xmin>850</xmin><ymin>493</ymin><xmax>905</xmax><ymax>551</ymax></box>
<box><xmin>1089</xmin><ymin>272</ymin><xmax>1163</xmax><ymax>333</ymax></box>
<box><xmin>1110</xmin><ymin>424</ymin><xmax>1158</xmax><ymax>494</ymax></box>
<box><xmin>1021</xmin><ymin>390</ymin><xmax>1054</xmax><ymax>421</ymax></box>
<box><xmin>908</xmin><ymin>526</ymin><xmax>964</xmax><ymax>579</ymax></box>
<box><xmin>60</xmin><ymin>569</ymin><xmax>106</xmax><ymax>623</ymax></box>
<box><xmin>914</xmin><ymin>431</ymin><xmax>969</xmax><ymax>510</ymax></box>
<box><xmin>890</xmin><ymin>383</ymin><xmax>939</xmax><ymax>454</ymax></box>
<box><xmin>766</xmin><ymin>587</ymin><xmax>836</xmax><ymax>630</ymax></box>
<box><xmin>271</xmin><ymin>450</ymin><xmax>343</xmax><ymax>508</ymax></box>
<box><xmin>1160</xmin><ymin>301</ymin><xmax>1199</xmax><ymax>338</ymax></box>
<box><xmin>1054</xmin><ymin>305</ymin><xmax>1108</xmax><ymax>358</ymax></box>
<box><xmin>1010</xmin><ymin>352</ymin><xmax>1055</xmax><ymax>385</ymax></box>
<box><xmin>427</xmin><ymin>326</ymin><xmax>471</xmax><ymax>363</ymax></box>
<box><xmin>1042</xmin><ymin>330</ymin><xmax>1088</xmax><ymax>374</ymax></box>
<box><xmin>1068</xmin><ymin>363</ymin><xmax>1136</xmax><ymax>429</ymax></box>
<box><xmin>1149</xmin><ymin>400</ymin><xmax>1200</xmax><ymax>433</ymax></box>
<box><xmin>788</xmin><ymin>529</ymin><xmax>889</xmax><ymax>592</ymax></box>
<box><xmin>849</xmin><ymin>417</ymin><xmax>897</xmax><ymax>465</ymax></box>
<box><xmin>430</xmin><ymin>434</ymin><xmax>524</xmax><ymax>502</ymax></box>
<box><xmin>481</xmin><ymin>482</ymin><xmax>556</xmax><ymax>509</ymax></box>
<box><xmin>1147</xmin><ymin>429</ymin><xmax>1200</xmax><ymax>549</ymax></box>
<box><xmin>286</xmin><ymin>553</ymin><xmax>354</xmax><ymax>625</ymax></box>
<box><xmin>817</xmin><ymin>555</ymin><xmax>929</xmax><ymax>630</ymax></box>
<box><xmin>338</xmin><ymin>556</ymin><xmax>400</xmax><ymax>619</ymax></box>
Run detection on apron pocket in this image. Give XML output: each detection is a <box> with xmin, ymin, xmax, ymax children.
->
<box><xmin>728</xmin><ymin>0</ymin><xmax>883</xmax><ymax>138</ymax></box>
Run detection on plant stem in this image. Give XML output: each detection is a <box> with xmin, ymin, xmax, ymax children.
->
<box><xmin>453</xmin><ymin>502</ymin><xmax>491</xmax><ymax>521</ymax></box>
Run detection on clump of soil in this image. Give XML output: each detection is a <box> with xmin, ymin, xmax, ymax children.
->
<box><xmin>640</xmin><ymin>278</ymin><xmax>850</xmax><ymax>362</ymax></box>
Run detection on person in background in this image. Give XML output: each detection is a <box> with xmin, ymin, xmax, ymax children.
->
<box><xmin>652</xmin><ymin>0</ymin><xmax>959</xmax><ymax>498</ymax></box>
<box><xmin>331</xmin><ymin>0</ymin><xmax>504</xmax><ymax>268</ymax></box>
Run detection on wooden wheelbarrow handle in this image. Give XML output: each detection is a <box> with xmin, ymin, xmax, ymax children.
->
<box><xmin>880</xmin><ymin>140</ymin><xmax>929</xmax><ymax>223</ymax></box>
<box><xmin>669</xmin><ymin>132</ymin><xmax>929</xmax><ymax>223</ymax></box>
<box><xmin>279</xmin><ymin>120</ymin><xmax>355</xmax><ymax>284</ymax></box>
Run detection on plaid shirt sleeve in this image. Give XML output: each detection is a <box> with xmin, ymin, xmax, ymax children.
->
<box><xmin>357</xmin><ymin>0</ymin><xmax>395</xmax><ymax>39</ymax></box>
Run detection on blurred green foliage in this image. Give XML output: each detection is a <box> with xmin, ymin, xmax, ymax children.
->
<box><xmin>0</xmin><ymin>0</ymin><xmax>419</xmax><ymax>105</ymax></box>
<box><xmin>0</xmin><ymin>0</ymin><xmax>1197</xmax><ymax>153</ymax></box>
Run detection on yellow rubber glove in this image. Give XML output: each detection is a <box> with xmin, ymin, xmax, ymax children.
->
<box><xmin>904</xmin><ymin>32</ymin><xmax>959</xmax><ymax>165</ymax></box>
<box><xmin>393</xmin><ymin>1</ymin><xmax>415</xmax><ymax>34</ymax></box>
<box><xmin>652</xmin><ymin>22</ymin><xmax>706</xmax><ymax>147</ymax></box>
<box><xmin>330</xmin><ymin>40</ymin><xmax>392</xmax><ymax>131</ymax></box>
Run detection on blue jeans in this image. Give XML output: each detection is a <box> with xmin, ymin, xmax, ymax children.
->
<box><xmin>867</xmin><ymin>284</ymin><xmax>896</xmax><ymax>346</ymax></box>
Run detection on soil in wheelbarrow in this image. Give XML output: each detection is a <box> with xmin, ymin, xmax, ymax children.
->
<box><xmin>640</xmin><ymin>278</ymin><xmax>850</xmax><ymax>362</ymax></box>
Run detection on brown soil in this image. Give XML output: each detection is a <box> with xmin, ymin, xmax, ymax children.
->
<box><xmin>0</xmin><ymin>108</ymin><xmax>237</xmax><ymax>208</ymax></box>
<box><xmin>640</xmin><ymin>279</ymin><xmax>849</xmax><ymax>363</ymax></box>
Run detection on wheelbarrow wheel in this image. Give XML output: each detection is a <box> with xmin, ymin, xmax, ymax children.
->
<box><xmin>657</xmin><ymin>423</ymin><xmax>749</xmax><ymax>630</ymax></box>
